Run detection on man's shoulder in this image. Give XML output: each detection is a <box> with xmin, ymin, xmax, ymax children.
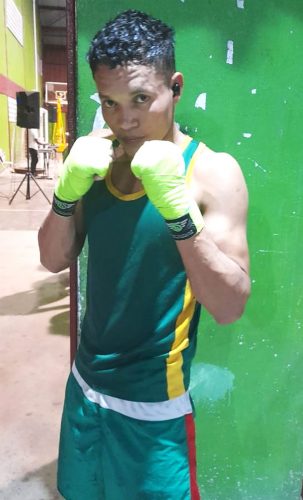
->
<box><xmin>194</xmin><ymin>142</ymin><xmax>244</xmax><ymax>184</ymax></box>
<box><xmin>191</xmin><ymin>142</ymin><xmax>248</xmax><ymax>207</ymax></box>
<box><xmin>194</xmin><ymin>142</ymin><xmax>238</xmax><ymax>168</ymax></box>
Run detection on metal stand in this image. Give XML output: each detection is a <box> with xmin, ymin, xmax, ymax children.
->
<box><xmin>39</xmin><ymin>145</ymin><xmax>57</xmax><ymax>179</ymax></box>
<box><xmin>9</xmin><ymin>129</ymin><xmax>51</xmax><ymax>205</ymax></box>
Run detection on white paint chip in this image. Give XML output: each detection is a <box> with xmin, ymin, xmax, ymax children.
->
<box><xmin>226</xmin><ymin>40</ymin><xmax>234</xmax><ymax>65</ymax></box>
<box><xmin>195</xmin><ymin>93</ymin><xmax>207</xmax><ymax>110</ymax></box>
<box><xmin>90</xmin><ymin>92</ymin><xmax>101</xmax><ymax>104</ymax></box>
<box><xmin>251</xmin><ymin>88</ymin><xmax>257</xmax><ymax>94</ymax></box>
<box><xmin>243</xmin><ymin>133</ymin><xmax>252</xmax><ymax>138</ymax></box>
<box><xmin>190</xmin><ymin>363</ymin><xmax>235</xmax><ymax>403</ymax></box>
<box><xmin>237</xmin><ymin>0</ymin><xmax>244</xmax><ymax>8</ymax></box>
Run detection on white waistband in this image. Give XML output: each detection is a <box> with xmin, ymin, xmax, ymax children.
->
<box><xmin>72</xmin><ymin>363</ymin><xmax>192</xmax><ymax>421</ymax></box>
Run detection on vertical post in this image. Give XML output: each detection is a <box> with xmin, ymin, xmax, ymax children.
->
<box><xmin>26</xmin><ymin>128</ymin><xmax>30</xmax><ymax>200</ymax></box>
<box><xmin>66</xmin><ymin>0</ymin><xmax>77</xmax><ymax>367</ymax></box>
<box><xmin>32</xmin><ymin>0</ymin><xmax>39</xmax><ymax>91</ymax></box>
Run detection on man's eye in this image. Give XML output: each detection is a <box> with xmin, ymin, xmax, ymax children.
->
<box><xmin>135</xmin><ymin>94</ymin><xmax>149</xmax><ymax>104</ymax></box>
<box><xmin>102</xmin><ymin>100</ymin><xmax>115</xmax><ymax>108</ymax></box>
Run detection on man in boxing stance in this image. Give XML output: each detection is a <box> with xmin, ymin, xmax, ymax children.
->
<box><xmin>38</xmin><ymin>9</ymin><xmax>250</xmax><ymax>500</ymax></box>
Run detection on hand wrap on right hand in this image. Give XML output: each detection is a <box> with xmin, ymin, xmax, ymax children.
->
<box><xmin>53</xmin><ymin>136</ymin><xmax>113</xmax><ymax>216</ymax></box>
<box><xmin>55</xmin><ymin>136</ymin><xmax>113</xmax><ymax>202</ymax></box>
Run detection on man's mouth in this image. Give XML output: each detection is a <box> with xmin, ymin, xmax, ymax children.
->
<box><xmin>120</xmin><ymin>136</ymin><xmax>145</xmax><ymax>144</ymax></box>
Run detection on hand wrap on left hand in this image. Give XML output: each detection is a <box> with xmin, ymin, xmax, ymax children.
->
<box><xmin>131</xmin><ymin>140</ymin><xmax>204</xmax><ymax>240</ymax></box>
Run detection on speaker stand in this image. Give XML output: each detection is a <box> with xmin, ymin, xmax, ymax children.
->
<box><xmin>9</xmin><ymin>129</ymin><xmax>51</xmax><ymax>205</ymax></box>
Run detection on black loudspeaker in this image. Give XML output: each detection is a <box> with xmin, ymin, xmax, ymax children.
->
<box><xmin>48</xmin><ymin>106</ymin><xmax>57</xmax><ymax>123</ymax></box>
<box><xmin>16</xmin><ymin>91</ymin><xmax>40</xmax><ymax>129</ymax></box>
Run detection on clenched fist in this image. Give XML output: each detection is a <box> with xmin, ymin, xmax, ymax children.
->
<box><xmin>131</xmin><ymin>140</ymin><xmax>204</xmax><ymax>240</ymax></box>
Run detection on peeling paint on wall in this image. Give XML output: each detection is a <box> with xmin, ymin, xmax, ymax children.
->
<box><xmin>226</xmin><ymin>40</ymin><xmax>234</xmax><ymax>64</ymax></box>
<box><xmin>195</xmin><ymin>93</ymin><xmax>207</xmax><ymax>110</ymax></box>
<box><xmin>190</xmin><ymin>363</ymin><xmax>235</xmax><ymax>404</ymax></box>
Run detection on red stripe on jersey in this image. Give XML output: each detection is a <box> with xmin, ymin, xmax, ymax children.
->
<box><xmin>185</xmin><ymin>413</ymin><xmax>201</xmax><ymax>499</ymax></box>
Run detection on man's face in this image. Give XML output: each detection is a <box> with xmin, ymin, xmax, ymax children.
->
<box><xmin>94</xmin><ymin>64</ymin><xmax>175</xmax><ymax>158</ymax></box>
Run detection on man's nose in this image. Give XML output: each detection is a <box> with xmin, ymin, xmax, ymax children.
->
<box><xmin>118</xmin><ymin>106</ymin><xmax>139</xmax><ymax>131</ymax></box>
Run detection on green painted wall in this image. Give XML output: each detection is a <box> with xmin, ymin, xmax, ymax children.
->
<box><xmin>0</xmin><ymin>0</ymin><xmax>42</xmax><ymax>160</ymax></box>
<box><xmin>0</xmin><ymin>94</ymin><xmax>9</xmax><ymax>158</ymax></box>
<box><xmin>0</xmin><ymin>0</ymin><xmax>8</xmax><ymax>159</ymax></box>
<box><xmin>5</xmin><ymin>29</ymin><xmax>25</xmax><ymax>86</ymax></box>
<box><xmin>76</xmin><ymin>1</ymin><xmax>303</xmax><ymax>498</ymax></box>
<box><xmin>0</xmin><ymin>0</ymin><xmax>7</xmax><ymax>75</ymax></box>
<box><xmin>22</xmin><ymin>0</ymin><xmax>37</xmax><ymax>91</ymax></box>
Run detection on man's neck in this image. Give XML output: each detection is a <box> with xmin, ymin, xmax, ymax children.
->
<box><xmin>167</xmin><ymin>122</ymin><xmax>187</xmax><ymax>147</ymax></box>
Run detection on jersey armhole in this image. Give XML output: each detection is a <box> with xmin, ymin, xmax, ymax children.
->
<box><xmin>186</xmin><ymin>142</ymin><xmax>206</xmax><ymax>185</ymax></box>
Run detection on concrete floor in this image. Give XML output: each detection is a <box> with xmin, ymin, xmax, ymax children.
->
<box><xmin>0</xmin><ymin>161</ymin><xmax>69</xmax><ymax>499</ymax></box>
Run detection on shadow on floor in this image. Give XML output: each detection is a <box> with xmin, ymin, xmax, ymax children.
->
<box><xmin>0</xmin><ymin>272</ymin><xmax>69</xmax><ymax>316</ymax></box>
<box><xmin>49</xmin><ymin>310</ymin><xmax>69</xmax><ymax>336</ymax></box>
<box><xmin>0</xmin><ymin>460</ymin><xmax>63</xmax><ymax>500</ymax></box>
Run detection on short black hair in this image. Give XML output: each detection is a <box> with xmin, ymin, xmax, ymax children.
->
<box><xmin>87</xmin><ymin>10</ymin><xmax>176</xmax><ymax>83</ymax></box>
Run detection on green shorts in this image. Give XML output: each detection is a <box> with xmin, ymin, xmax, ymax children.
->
<box><xmin>57</xmin><ymin>368</ymin><xmax>200</xmax><ymax>499</ymax></box>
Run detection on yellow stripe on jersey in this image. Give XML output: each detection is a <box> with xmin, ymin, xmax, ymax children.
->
<box><xmin>166</xmin><ymin>141</ymin><xmax>205</xmax><ymax>399</ymax></box>
<box><xmin>105</xmin><ymin>166</ymin><xmax>145</xmax><ymax>201</ymax></box>
<box><xmin>186</xmin><ymin>142</ymin><xmax>206</xmax><ymax>185</ymax></box>
<box><xmin>166</xmin><ymin>279</ymin><xmax>197</xmax><ymax>399</ymax></box>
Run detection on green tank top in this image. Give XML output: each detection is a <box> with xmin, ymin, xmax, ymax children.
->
<box><xmin>75</xmin><ymin>138</ymin><xmax>203</xmax><ymax>402</ymax></box>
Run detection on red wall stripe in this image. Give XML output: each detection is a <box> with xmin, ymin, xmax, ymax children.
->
<box><xmin>185</xmin><ymin>413</ymin><xmax>201</xmax><ymax>499</ymax></box>
<box><xmin>0</xmin><ymin>74</ymin><xmax>24</xmax><ymax>99</ymax></box>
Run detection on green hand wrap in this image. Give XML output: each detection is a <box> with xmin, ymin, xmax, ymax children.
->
<box><xmin>131</xmin><ymin>141</ymin><xmax>204</xmax><ymax>240</ymax></box>
<box><xmin>55</xmin><ymin>136</ymin><xmax>113</xmax><ymax>202</ymax></box>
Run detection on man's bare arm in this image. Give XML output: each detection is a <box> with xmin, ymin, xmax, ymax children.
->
<box><xmin>38</xmin><ymin>135</ymin><xmax>115</xmax><ymax>273</ymax></box>
<box><xmin>176</xmin><ymin>152</ymin><xmax>250</xmax><ymax>324</ymax></box>
<box><xmin>38</xmin><ymin>203</ymin><xmax>85</xmax><ymax>273</ymax></box>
